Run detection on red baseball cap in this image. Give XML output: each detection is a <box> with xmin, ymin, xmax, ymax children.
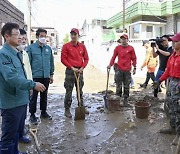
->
<box><xmin>70</xmin><ymin>28</ymin><xmax>79</xmax><ymax>35</ymax></box>
<box><xmin>170</xmin><ymin>33</ymin><xmax>180</xmax><ymax>41</ymax></box>
<box><xmin>120</xmin><ymin>34</ymin><xmax>128</xmax><ymax>39</ymax></box>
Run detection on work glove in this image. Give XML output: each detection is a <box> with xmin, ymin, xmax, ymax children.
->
<box><xmin>107</xmin><ymin>65</ymin><xmax>111</xmax><ymax>70</ymax></box>
<box><xmin>153</xmin><ymin>80</ymin><xmax>161</xmax><ymax>89</ymax></box>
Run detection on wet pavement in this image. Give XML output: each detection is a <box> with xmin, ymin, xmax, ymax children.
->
<box><xmin>18</xmin><ymin>88</ymin><xmax>177</xmax><ymax>154</ymax></box>
<box><xmin>1</xmin><ymin>55</ymin><xmax>178</xmax><ymax>154</ymax></box>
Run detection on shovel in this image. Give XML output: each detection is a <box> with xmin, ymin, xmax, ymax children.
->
<box><xmin>104</xmin><ymin>67</ymin><xmax>110</xmax><ymax>108</ymax></box>
<box><xmin>74</xmin><ymin>71</ymin><xmax>85</xmax><ymax>120</ymax></box>
<box><xmin>29</xmin><ymin>128</ymin><xmax>41</xmax><ymax>154</ymax></box>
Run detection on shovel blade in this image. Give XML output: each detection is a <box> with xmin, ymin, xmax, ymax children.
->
<box><xmin>74</xmin><ymin>106</ymin><xmax>85</xmax><ymax>120</ymax></box>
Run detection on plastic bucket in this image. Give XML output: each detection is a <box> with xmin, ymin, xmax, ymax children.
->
<box><xmin>135</xmin><ymin>102</ymin><xmax>150</xmax><ymax>119</ymax></box>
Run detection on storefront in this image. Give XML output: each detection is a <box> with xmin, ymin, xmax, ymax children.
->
<box><xmin>128</xmin><ymin>21</ymin><xmax>166</xmax><ymax>40</ymax></box>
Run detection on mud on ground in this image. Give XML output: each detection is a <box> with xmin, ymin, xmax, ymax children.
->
<box><xmin>16</xmin><ymin>55</ymin><xmax>178</xmax><ymax>153</ymax></box>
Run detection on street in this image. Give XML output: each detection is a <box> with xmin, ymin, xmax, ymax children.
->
<box><xmin>17</xmin><ymin>54</ymin><xmax>177</xmax><ymax>154</ymax></box>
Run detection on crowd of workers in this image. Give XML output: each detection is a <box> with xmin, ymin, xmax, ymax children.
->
<box><xmin>0</xmin><ymin>22</ymin><xmax>179</xmax><ymax>153</ymax></box>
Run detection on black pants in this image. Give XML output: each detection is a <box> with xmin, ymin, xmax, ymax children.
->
<box><xmin>1</xmin><ymin>105</ymin><xmax>27</xmax><ymax>153</ymax></box>
<box><xmin>29</xmin><ymin>78</ymin><xmax>50</xmax><ymax>115</ymax></box>
<box><xmin>144</xmin><ymin>72</ymin><xmax>155</xmax><ymax>85</ymax></box>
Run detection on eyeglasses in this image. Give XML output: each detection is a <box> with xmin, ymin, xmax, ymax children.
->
<box><xmin>11</xmin><ymin>33</ymin><xmax>20</xmax><ymax>37</ymax></box>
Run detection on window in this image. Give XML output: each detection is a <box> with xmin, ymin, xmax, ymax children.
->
<box><xmin>146</xmin><ymin>26</ymin><xmax>153</xmax><ymax>38</ymax></box>
<box><xmin>147</xmin><ymin>26</ymin><xmax>153</xmax><ymax>32</ymax></box>
<box><xmin>97</xmin><ymin>20</ymin><xmax>101</xmax><ymax>26</ymax></box>
<box><xmin>132</xmin><ymin>24</ymin><xmax>140</xmax><ymax>39</ymax></box>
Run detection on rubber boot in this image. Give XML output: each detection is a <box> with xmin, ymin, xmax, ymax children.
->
<box><xmin>159</xmin><ymin>127</ymin><xmax>176</xmax><ymax>134</ymax></box>
<box><xmin>172</xmin><ymin>134</ymin><xmax>180</xmax><ymax>146</ymax></box>
<box><xmin>123</xmin><ymin>98</ymin><xmax>131</xmax><ymax>107</ymax></box>
<box><xmin>140</xmin><ymin>83</ymin><xmax>147</xmax><ymax>89</ymax></box>
<box><xmin>0</xmin><ymin>143</ymin><xmax>14</xmax><ymax>154</ymax></box>
<box><xmin>64</xmin><ymin>109</ymin><xmax>72</xmax><ymax>118</ymax></box>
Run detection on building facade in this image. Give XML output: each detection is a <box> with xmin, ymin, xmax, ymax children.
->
<box><xmin>80</xmin><ymin>19</ymin><xmax>116</xmax><ymax>48</ymax></box>
<box><xmin>0</xmin><ymin>0</ymin><xmax>24</xmax><ymax>45</ymax></box>
<box><xmin>107</xmin><ymin>0</ymin><xmax>180</xmax><ymax>40</ymax></box>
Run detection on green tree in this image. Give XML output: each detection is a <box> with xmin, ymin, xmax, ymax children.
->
<box><xmin>63</xmin><ymin>33</ymin><xmax>69</xmax><ymax>43</ymax></box>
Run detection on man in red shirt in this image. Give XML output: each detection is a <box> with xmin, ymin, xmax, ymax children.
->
<box><xmin>154</xmin><ymin>32</ymin><xmax>180</xmax><ymax>145</ymax></box>
<box><xmin>61</xmin><ymin>28</ymin><xmax>89</xmax><ymax>118</ymax></box>
<box><xmin>107</xmin><ymin>34</ymin><xmax>137</xmax><ymax>106</ymax></box>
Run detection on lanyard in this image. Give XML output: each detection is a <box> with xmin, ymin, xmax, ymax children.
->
<box><xmin>17</xmin><ymin>52</ymin><xmax>27</xmax><ymax>79</ymax></box>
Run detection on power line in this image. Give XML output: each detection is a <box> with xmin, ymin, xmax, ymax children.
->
<box><xmin>123</xmin><ymin>0</ymin><xmax>125</xmax><ymax>28</ymax></box>
<box><xmin>31</xmin><ymin>14</ymin><xmax>39</xmax><ymax>26</ymax></box>
<box><xmin>125</xmin><ymin>2</ymin><xmax>136</xmax><ymax>22</ymax></box>
<box><xmin>141</xmin><ymin>1</ymin><xmax>167</xmax><ymax>22</ymax></box>
<box><xmin>32</xmin><ymin>1</ymin><xmax>38</xmax><ymax>11</ymax></box>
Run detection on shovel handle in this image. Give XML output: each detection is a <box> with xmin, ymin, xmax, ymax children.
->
<box><xmin>176</xmin><ymin>136</ymin><xmax>180</xmax><ymax>154</ymax></box>
<box><xmin>105</xmin><ymin>68</ymin><xmax>110</xmax><ymax>96</ymax></box>
<box><xmin>29</xmin><ymin>128</ymin><xmax>41</xmax><ymax>154</ymax></box>
<box><xmin>74</xmin><ymin>72</ymin><xmax>81</xmax><ymax>107</ymax></box>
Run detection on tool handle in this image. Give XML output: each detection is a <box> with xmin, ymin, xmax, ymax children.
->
<box><xmin>29</xmin><ymin>129</ymin><xmax>41</xmax><ymax>154</ymax></box>
<box><xmin>175</xmin><ymin>136</ymin><xmax>180</xmax><ymax>154</ymax></box>
<box><xmin>74</xmin><ymin>72</ymin><xmax>81</xmax><ymax>107</ymax></box>
<box><xmin>165</xmin><ymin>78</ymin><xmax>169</xmax><ymax>98</ymax></box>
<box><xmin>105</xmin><ymin>68</ymin><xmax>110</xmax><ymax>96</ymax></box>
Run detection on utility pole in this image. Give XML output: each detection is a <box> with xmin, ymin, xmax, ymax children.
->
<box><xmin>123</xmin><ymin>0</ymin><xmax>125</xmax><ymax>29</ymax></box>
<box><xmin>27</xmin><ymin>0</ymin><xmax>31</xmax><ymax>44</ymax></box>
<box><xmin>97</xmin><ymin>7</ymin><xmax>104</xmax><ymax>27</ymax></box>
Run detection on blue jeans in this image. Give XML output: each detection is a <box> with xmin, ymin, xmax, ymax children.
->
<box><xmin>154</xmin><ymin>69</ymin><xmax>164</xmax><ymax>97</ymax></box>
<box><xmin>155</xmin><ymin>70</ymin><xmax>164</xmax><ymax>81</ymax></box>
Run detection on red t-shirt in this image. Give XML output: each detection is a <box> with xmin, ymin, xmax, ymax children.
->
<box><xmin>61</xmin><ymin>42</ymin><xmax>89</xmax><ymax>69</ymax></box>
<box><xmin>110</xmin><ymin>45</ymin><xmax>137</xmax><ymax>71</ymax></box>
<box><xmin>160</xmin><ymin>51</ymin><xmax>180</xmax><ymax>81</ymax></box>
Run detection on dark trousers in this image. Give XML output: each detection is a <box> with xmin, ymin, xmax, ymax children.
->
<box><xmin>144</xmin><ymin>72</ymin><xmax>155</xmax><ymax>85</ymax></box>
<box><xmin>1</xmin><ymin>105</ymin><xmax>27</xmax><ymax>153</ymax></box>
<box><xmin>64</xmin><ymin>68</ymin><xmax>84</xmax><ymax>109</ymax></box>
<box><xmin>115</xmin><ymin>69</ymin><xmax>131</xmax><ymax>98</ymax></box>
<box><xmin>154</xmin><ymin>70</ymin><xmax>164</xmax><ymax>96</ymax></box>
<box><xmin>19</xmin><ymin>105</ymin><xmax>27</xmax><ymax>139</ymax></box>
<box><xmin>29</xmin><ymin>78</ymin><xmax>50</xmax><ymax>115</ymax></box>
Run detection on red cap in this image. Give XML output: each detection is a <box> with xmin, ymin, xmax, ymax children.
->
<box><xmin>170</xmin><ymin>33</ymin><xmax>180</xmax><ymax>41</ymax></box>
<box><xmin>120</xmin><ymin>34</ymin><xmax>128</xmax><ymax>39</ymax></box>
<box><xmin>70</xmin><ymin>28</ymin><xmax>79</xmax><ymax>35</ymax></box>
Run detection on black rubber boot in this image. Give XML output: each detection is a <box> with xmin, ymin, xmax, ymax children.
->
<box><xmin>64</xmin><ymin>109</ymin><xmax>72</xmax><ymax>118</ymax></box>
<box><xmin>140</xmin><ymin>83</ymin><xmax>147</xmax><ymax>89</ymax></box>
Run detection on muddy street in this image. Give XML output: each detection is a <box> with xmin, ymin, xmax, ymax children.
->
<box><xmin>17</xmin><ymin>55</ymin><xmax>177</xmax><ymax>154</ymax></box>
